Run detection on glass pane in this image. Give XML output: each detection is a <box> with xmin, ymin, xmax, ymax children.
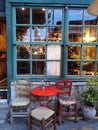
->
<box><xmin>0</xmin><ymin>0</ymin><xmax>5</xmax><ymax>12</ymax></box>
<box><xmin>96</xmin><ymin>62</ymin><xmax>98</xmax><ymax>75</ymax></box>
<box><xmin>69</xmin><ymin>27</ymin><xmax>82</xmax><ymax>42</ymax></box>
<box><xmin>17</xmin><ymin>45</ymin><xmax>30</xmax><ymax>59</ymax></box>
<box><xmin>84</xmin><ymin>10</ymin><xmax>97</xmax><ymax>25</ymax></box>
<box><xmin>82</xmin><ymin>46</ymin><xmax>96</xmax><ymax>60</ymax></box>
<box><xmin>83</xmin><ymin>27</ymin><xmax>97</xmax><ymax>42</ymax></box>
<box><xmin>17</xmin><ymin>61</ymin><xmax>30</xmax><ymax>75</ymax></box>
<box><xmin>32</xmin><ymin>45</ymin><xmax>45</xmax><ymax>59</ymax></box>
<box><xmin>82</xmin><ymin>62</ymin><xmax>94</xmax><ymax>75</ymax></box>
<box><xmin>32</xmin><ymin>27</ymin><xmax>46</xmax><ymax>41</ymax></box>
<box><xmin>16</xmin><ymin>8</ymin><xmax>30</xmax><ymax>24</ymax></box>
<box><xmin>68</xmin><ymin>62</ymin><xmax>80</xmax><ymax>75</ymax></box>
<box><xmin>32</xmin><ymin>8</ymin><xmax>46</xmax><ymax>24</ymax></box>
<box><xmin>68</xmin><ymin>46</ymin><xmax>80</xmax><ymax>59</ymax></box>
<box><xmin>47</xmin><ymin>45</ymin><xmax>61</xmax><ymax>60</ymax></box>
<box><xmin>16</xmin><ymin>26</ymin><xmax>30</xmax><ymax>42</ymax></box>
<box><xmin>48</xmin><ymin>26</ymin><xmax>62</xmax><ymax>42</ymax></box>
<box><xmin>69</xmin><ymin>10</ymin><xmax>83</xmax><ymax>25</ymax></box>
<box><xmin>48</xmin><ymin>9</ymin><xmax>62</xmax><ymax>25</ymax></box>
<box><xmin>47</xmin><ymin>61</ymin><xmax>60</xmax><ymax>76</ymax></box>
<box><xmin>32</xmin><ymin>61</ymin><xmax>45</xmax><ymax>75</ymax></box>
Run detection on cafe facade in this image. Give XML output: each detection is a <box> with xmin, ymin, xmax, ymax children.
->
<box><xmin>0</xmin><ymin>0</ymin><xmax>98</xmax><ymax>101</ymax></box>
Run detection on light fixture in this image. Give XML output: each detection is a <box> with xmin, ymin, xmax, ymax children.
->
<box><xmin>87</xmin><ymin>0</ymin><xmax>98</xmax><ymax>16</ymax></box>
<box><xmin>21</xmin><ymin>7</ymin><xmax>25</xmax><ymax>11</ymax></box>
<box><xmin>42</xmin><ymin>8</ymin><xmax>45</xmax><ymax>11</ymax></box>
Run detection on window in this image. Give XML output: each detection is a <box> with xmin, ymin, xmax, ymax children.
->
<box><xmin>14</xmin><ymin>7</ymin><xmax>62</xmax><ymax>78</ymax></box>
<box><xmin>13</xmin><ymin>7</ymin><xmax>98</xmax><ymax>79</ymax></box>
<box><xmin>68</xmin><ymin>9</ymin><xmax>98</xmax><ymax>76</ymax></box>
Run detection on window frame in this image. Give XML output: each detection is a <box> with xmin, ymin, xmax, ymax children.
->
<box><xmin>12</xmin><ymin>6</ymin><xmax>64</xmax><ymax>79</ymax></box>
<box><xmin>12</xmin><ymin>6</ymin><xmax>98</xmax><ymax>80</ymax></box>
<box><xmin>66</xmin><ymin>8</ymin><xmax>98</xmax><ymax>79</ymax></box>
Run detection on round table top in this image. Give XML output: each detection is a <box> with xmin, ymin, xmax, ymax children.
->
<box><xmin>31</xmin><ymin>86</ymin><xmax>58</xmax><ymax>97</ymax></box>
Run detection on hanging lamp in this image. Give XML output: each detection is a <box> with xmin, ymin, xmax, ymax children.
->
<box><xmin>87</xmin><ymin>0</ymin><xmax>98</xmax><ymax>16</ymax></box>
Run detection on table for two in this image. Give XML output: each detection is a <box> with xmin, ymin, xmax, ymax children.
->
<box><xmin>31</xmin><ymin>85</ymin><xmax>58</xmax><ymax>108</ymax></box>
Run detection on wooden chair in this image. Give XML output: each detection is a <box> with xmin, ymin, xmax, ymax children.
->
<box><xmin>29</xmin><ymin>106</ymin><xmax>56</xmax><ymax>130</ymax></box>
<box><xmin>56</xmin><ymin>79</ymin><xmax>78</xmax><ymax>124</ymax></box>
<box><xmin>9</xmin><ymin>80</ymin><xmax>32</xmax><ymax>124</ymax></box>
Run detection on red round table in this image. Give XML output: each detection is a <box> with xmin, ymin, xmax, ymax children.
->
<box><xmin>31</xmin><ymin>86</ymin><xmax>58</xmax><ymax>108</ymax></box>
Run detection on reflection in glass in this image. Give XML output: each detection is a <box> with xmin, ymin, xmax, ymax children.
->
<box><xmin>69</xmin><ymin>10</ymin><xmax>83</xmax><ymax>25</ymax></box>
<box><xmin>0</xmin><ymin>0</ymin><xmax>5</xmax><ymax>12</ymax></box>
<box><xmin>48</xmin><ymin>9</ymin><xmax>62</xmax><ymax>25</ymax></box>
<box><xmin>32</xmin><ymin>27</ymin><xmax>46</xmax><ymax>41</ymax></box>
<box><xmin>68</xmin><ymin>62</ymin><xmax>80</xmax><ymax>75</ymax></box>
<box><xmin>32</xmin><ymin>45</ymin><xmax>45</xmax><ymax>59</ymax></box>
<box><xmin>82</xmin><ymin>62</ymin><xmax>94</xmax><ymax>75</ymax></box>
<box><xmin>48</xmin><ymin>26</ymin><xmax>62</xmax><ymax>42</ymax></box>
<box><xmin>17</xmin><ymin>61</ymin><xmax>30</xmax><ymax>75</ymax></box>
<box><xmin>16</xmin><ymin>26</ymin><xmax>30</xmax><ymax>42</ymax></box>
<box><xmin>83</xmin><ymin>27</ymin><xmax>97</xmax><ymax>42</ymax></box>
<box><xmin>82</xmin><ymin>46</ymin><xmax>96</xmax><ymax>60</ymax></box>
<box><xmin>84</xmin><ymin>10</ymin><xmax>97</xmax><ymax>25</ymax></box>
<box><xmin>17</xmin><ymin>45</ymin><xmax>30</xmax><ymax>59</ymax></box>
<box><xmin>47</xmin><ymin>45</ymin><xmax>61</xmax><ymax>60</ymax></box>
<box><xmin>16</xmin><ymin>8</ymin><xmax>30</xmax><ymax>24</ymax></box>
<box><xmin>96</xmin><ymin>62</ymin><xmax>98</xmax><ymax>75</ymax></box>
<box><xmin>68</xmin><ymin>46</ymin><xmax>80</xmax><ymax>59</ymax></box>
<box><xmin>32</xmin><ymin>61</ymin><xmax>45</xmax><ymax>75</ymax></box>
<box><xmin>32</xmin><ymin>9</ymin><xmax>46</xmax><ymax>24</ymax></box>
<box><xmin>47</xmin><ymin>61</ymin><xmax>60</xmax><ymax>76</ymax></box>
<box><xmin>69</xmin><ymin>27</ymin><xmax>82</xmax><ymax>42</ymax></box>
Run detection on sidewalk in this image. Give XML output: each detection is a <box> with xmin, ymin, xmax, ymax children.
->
<box><xmin>0</xmin><ymin>116</ymin><xmax>98</xmax><ymax>130</ymax></box>
<box><xmin>0</xmin><ymin>102</ymin><xmax>98</xmax><ymax>130</ymax></box>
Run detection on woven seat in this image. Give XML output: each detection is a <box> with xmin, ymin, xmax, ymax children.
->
<box><xmin>10</xmin><ymin>97</ymin><xmax>30</xmax><ymax>106</ymax></box>
<box><xmin>59</xmin><ymin>98</ymin><xmax>77</xmax><ymax>106</ymax></box>
<box><xmin>9</xmin><ymin>80</ymin><xmax>32</xmax><ymax>124</ymax></box>
<box><xmin>29</xmin><ymin>106</ymin><xmax>56</xmax><ymax>130</ymax></box>
<box><xmin>56</xmin><ymin>79</ymin><xmax>78</xmax><ymax>125</ymax></box>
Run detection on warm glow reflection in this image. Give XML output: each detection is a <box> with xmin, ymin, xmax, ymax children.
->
<box><xmin>83</xmin><ymin>35</ymin><xmax>96</xmax><ymax>42</ymax></box>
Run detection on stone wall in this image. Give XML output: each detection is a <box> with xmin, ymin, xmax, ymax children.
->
<box><xmin>11</xmin><ymin>81</ymin><xmax>87</xmax><ymax>110</ymax></box>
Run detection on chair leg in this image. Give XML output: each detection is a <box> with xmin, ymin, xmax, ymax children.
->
<box><xmin>75</xmin><ymin>103</ymin><xmax>78</xmax><ymax>122</ymax></box>
<box><xmin>29</xmin><ymin>112</ymin><xmax>32</xmax><ymax>130</ymax></box>
<box><xmin>27</xmin><ymin>106</ymin><xmax>30</xmax><ymax>125</ymax></box>
<box><xmin>59</xmin><ymin>115</ymin><xmax>62</xmax><ymax>125</ymax></box>
<box><xmin>54</xmin><ymin>112</ymin><xmax>56</xmax><ymax>130</ymax></box>
<box><xmin>59</xmin><ymin>104</ymin><xmax>62</xmax><ymax>125</ymax></box>
<box><xmin>42</xmin><ymin>118</ymin><xmax>45</xmax><ymax>130</ymax></box>
<box><xmin>10</xmin><ymin>107</ymin><xmax>13</xmax><ymax>124</ymax></box>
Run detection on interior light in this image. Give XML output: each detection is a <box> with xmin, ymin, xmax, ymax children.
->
<box><xmin>42</xmin><ymin>8</ymin><xmax>45</xmax><ymax>11</ymax></box>
<box><xmin>83</xmin><ymin>35</ymin><xmax>96</xmax><ymax>42</ymax></box>
<box><xmin>21</xmin><ymin>7</ymin><xmax>25</xmax><ymax>11</ymax></box>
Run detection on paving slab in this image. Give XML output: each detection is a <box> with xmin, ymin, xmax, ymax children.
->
<box><xmin>0</xmin><ymin>116</ymin><xmax>98</xmax><ymax>130</ymax></box>
<box><xmin>0</xmin><ymin>102</ymin><xmax>98</xmax><ymax>130</ymax></box>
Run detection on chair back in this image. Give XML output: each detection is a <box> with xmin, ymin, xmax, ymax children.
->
<box><xmin>56</xmin><ymin>79</ymin><xmax>72</xmax><ymax>97</ymax></box>
<box><xmin>14</xmin><ymin>80</ymin><xmax>32</xmax><ymax>98</ymax></box>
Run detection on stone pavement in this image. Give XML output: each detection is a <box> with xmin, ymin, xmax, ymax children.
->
<box><xmin>0</xmin><ymin>116</ymin><xmax>98</xmax><ymax>130</ymax></box>
<box><xmin>0</xmin><ymin>102</ymin><xmax>98</xmax><ymax>130</ymax></box>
